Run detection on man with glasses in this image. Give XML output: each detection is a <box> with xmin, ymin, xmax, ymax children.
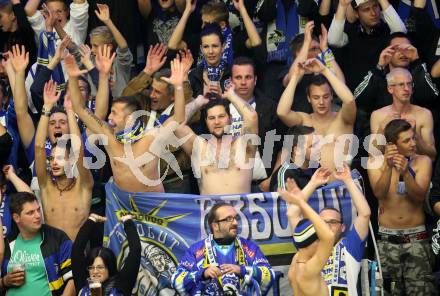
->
<box><xmin>355</xmin><ymin>33</ymin><xmax>438</xmax><ymax>156</ymax></box>
<box><xmin>172</xmin><ymin>202</ymin><xmax>274</xmax><ymax>295</ymax></box>
<box><xmin>283</xmin><ymin>164</ymin><xmax>370</xmax><ymax>295</ymax></box>
<box><xmin>370</xmin><ymin>67</ymin><xmax>436</xmax><ymax>160</ymax></box>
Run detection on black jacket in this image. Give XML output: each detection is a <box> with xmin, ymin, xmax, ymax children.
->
<box><xmin>188</xmin><ymin>65</ymin><xmax>231</xmax><ymax>98</ymax></box>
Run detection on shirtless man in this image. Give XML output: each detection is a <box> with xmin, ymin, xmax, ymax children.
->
<box><xmin>278</xmin><ymin>179</ymin><xmax>334</xmax><ymax>296</ymax></box>
<box><xmin>370</xmin><ymin>67</ymin><xmax>436</xmax><ymax>160</ymax></box>
<box><xmin>175</xmin><ymin>85</ymin><xmax>258</xmax><ymax>195</ymax></box>
<box><xmin>368</xmin><ymin>119</ymin><xmax>435</xmax><ymax>295</ymax></box>
<box><xmin>35</xmin><ymin>80</ymin><xmax>93</xmax><ymax>241</ymax></box>
<box><xmin>66</xmin><ymin>51</ymin><xmax>186</xmax><ymax>193</ymax></box>
<box><xmin>277</xmin><ymin>58</ymin><xmax>356</xmax><ymax>177</ymax></box>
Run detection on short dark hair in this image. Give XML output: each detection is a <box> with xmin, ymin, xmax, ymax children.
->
<box><xmin>306</xmin><ymin>74</ymin><xmax>330</xmax><ymax>97</ymax></box>
<box><xmin>78</xmin><ymin>76</ymin><xmax>91</xmax><ymax>97</ymax></box>
<box><xmin>290</xmin><ymin>33</ymin><xmax>319</xmax><ymax>58</ymax></box>
<box><xmin>200</xmin><ymin>23</ymin><xmax>225</xmax><ymax>45</ymax></box>
<box><xmin>207</xmin><ymin>202</ymin><xmax>231</xmax><ymax>232</ymax></box>
<box><xmin>388</xmin><ymin>32</ymin><xmax>410</xmax><ymax>45</ymax></box>
<box><xmin>49</xmin><ymin>105</ymin><xmax>67</xmax><ymax>117</ymax></box>
<box><xmin>112</xmin><ymin>96</ymin><xmax>142</xmax><ymax>114</ymax></box>
<box><xmin>9</xmin><ymin>192</ymin><xmax>38</xmax><ymax>216</ymax></box>
<box><xmin>201</xmin><ymin>1</ymin><xmax>229</xmax><ymax>24</ymax></box>
<box><xmin>384</xmin><ymin>119</ymin><xmax>412</xmax><ymax>144</ymax></box>
<box><xmin>202</xmin><ymin>99</ymin><xmax>230</xmax><ymax>122</ymax></box>
<box><xmin>86</xmin><ymin>247</ymin><xmax>117</xmax><ymax>277</ymax></box>
<box><xmin>232</xmin><ymin>56</ymin><xmax>256</xmax><ymax>76</ymax></box>
<box><xmin>153</xmin><ymin>68</ymin><xmax>174</xmax><ymax>94</ymax></box>
<box><xmin>286</xmin><ymin>125</ymin><xmax>315</xmax><ymax>148</ymax></box>
<box><xmin>51</xmin><ymin>138</ymin><xmax>72</xmax><ymax>153</ymax></box>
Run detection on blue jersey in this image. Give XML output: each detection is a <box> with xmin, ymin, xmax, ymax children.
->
<box><xmin>172</xmin><ymin>236</ymin><xmax>274</xmax><ymax>296</ymax></box>
<box><xmin>0</xmin><ymin>193</ymin><xmax>11</xmax><ymax>238</ymax></box>
<box><xmin>322</xmin><ymin>228</ymin><xmax>366</xmax><ymax>296</ymax></box>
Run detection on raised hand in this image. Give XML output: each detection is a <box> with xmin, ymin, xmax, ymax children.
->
<box><xmin>302</xmin><ymin>58</ymin><xmax>326</xmax><ymax>74</ymax></box>
<box><xmin>95</xmin><ymin>3</ymin><xmax>111</xmax><ymax>24</ymax></box>
<box><xmin>222</xmin><ymin>82</ymin><xmax>237</xmax><ymax>100</ymax></box>
<box><xmin>144</xmin><ymin>43</ymin><xmax>167</xmax><ymax>75</ymax></box>
<box><xmin>184</xmin><ymin>0</ymin><xmax>197</xmax><ymax>14</ymax></box>
<box><xmin>378</xmin><ymin>45</ymin><xmax>397</xmax><ymax>67</ymax></box>
<box><xmin>79</xmin><ymin>44</ymin><xmax>94</xmax><ymax>68</ymax></box>
<box><xmin>179</xmin><ymin>49</ymin><xmax>194</xmax><ymax>74</ymax></box>
<box><xmin>64</xmin><ymin>53</ymin><xmax>88</xmax><ymax>78</ymax></box>
<box><xmin>333</xmin><ymin>163</ymin><xmax>352</xmax><ymax>182</ymax></box>
<box><xmin>2</xmin><ymin>165</ymin><xmax>15</xmax><ymax>180</ymax></box>
<box><xmin>95</xmin><ymin>44</ymin><xmax>116</xmax><ymax>75</ymax></box>
<box><xmin>233</xmin><ymin>0</ymin><xmax>245</xmax><ymax>12</ymax></box>
<box><xmin>278</xmin><ymin>178</ymin><xmax>305</xmax><ymax>205</ymax></box>
<box><xmin>43</xmin><ymin>80</ymin><xmax>61</xmax><ymax>107</ymax></box>
<box><xmin>304</xmin><ymin>21</ymin><xmax>315</xmax><ymax>47</ymax></box>
<box><xmin>53</xmin><ymin>36</ymin><xmax>70</xmax><ymax>61</ymax></box>
<box><xmin>160</xmin><ymin>58</ymin><xmax>185</xmax><ymax>86</ymax></box>
<box><xmin>10</xmin><ymin>45</ymin><xmax>29</xmax><ymax>73</ymax></box>
<box><xmin>194</xmin><ymin>95</ymin><xmax>210</xmax><ymax>108</ymax></box>
<box><xmin>41</xmin><ymin>3</ymin><xmax>55</xmax><ymax>31</ymax></box>
<box><xmin>310</xmin><ymin>167</ymin><xmax>332</xmax><ymax>187</ymax></box>
<box><xmin>398</xmin><ymin>44</ymin><xmax>419</xmax><ymax>62</ymax></box>
<box><xmin>319</xmin><ymin>24</ymin><xmax>328</xmax><ymax>52</ymax></box>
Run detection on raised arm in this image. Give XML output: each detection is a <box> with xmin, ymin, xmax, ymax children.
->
<box><xmin>160</xmin><ymin>59</ymin><xmax>187</xmax><ymax>125</ymax></box>
<box><xmin>277</xmin><ymin>61</ymin><xmax>305</xmax><ymax>127</ymax></box>
<box><xmin>94</xmin><ymin>45</ymin><xmax>116</xmax><ymax>120</ymax></box>
<box><xmin>9</xmin><ymin>45</ymin><xmax>35</xmax><ymax>149</ymax></box>
<box><xmin>2</xmin><ymin>165</ymin><xmax>32</xmax><ymax>193</ymax></box>
<box><xmin>279</xmin><ymin>180</ymin><xmax>334</xmax><ymax>274</ymax></box>
<box><xmin>233</xmin><ymin>0</ymin><xmax>261</xmax><ymax>48</ymax></box>
<box><xmin>304</xmin><ymin>58</ymin><xmax>356</xmax><ymax>125</ymax></box>
<box><xmin>64</xmin><ymin>54</ymin><xmax>113</xmax><ymax>138</ymax></box>
<box><xmin>318</xmin><ymin>24</ymin><xmax>345</xmax><ymax>83</ymax></box>
<box><xmin>23</xmin><ymin>0</ymin><xmax>41</xmax><ymax>16</ymax></box>
<box><xmin>223</xmin><ymin>84</ymin><xmax>258</xmax><ymax>135</ymax></box>
<box><xmin>35</xmin><ymin>80</ymin><xmax>61</xmax><ymax>187</ymax></box>
<box><xmin>379</xmin><ymin>0</ymin><xmax>407</xmax><ymax>33</ymax></box>
<box><xmin>167</xmin><ymin>0</ymin><xmax>196</xmax><ymax>50</ymax></box>
<box><xmin>327</xmin><ymin>0</ymin><xmax>350</xmax><ymax>48</ymax></box>
<box><xmin>95</xmin><ymin>4</ymin><xmax>128</xmax><ymax>50</ymax></box>
<box><xmin>334</xmin><ymin>164</ymin><xmax>371</xmax><ymax>240</ymax></box>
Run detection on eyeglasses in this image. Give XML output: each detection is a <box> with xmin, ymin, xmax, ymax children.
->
<box><xmin>216</xmin><ymin>215</ymin><xmax>241</xmax><ymax>223</ymax></box>
<box><xmin>390</xmin><ymin>82</ymin><xmax>414</xmax><ymax>89</ymax></box>
<box><xmin>87</xmin><ymin>265</ymin><xmax>106</xmax><ymax>272</ymax></box>
<box><xmin>324</xmin><ymin>219</ymin><xmax>342</xmax><ymax>226</ymax></box>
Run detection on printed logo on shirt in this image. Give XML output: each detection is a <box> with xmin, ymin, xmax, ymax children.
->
<box><xmin>330</xmin><ymin>285</ymin><xmax>348</xmax><ymax>296</ymax></box>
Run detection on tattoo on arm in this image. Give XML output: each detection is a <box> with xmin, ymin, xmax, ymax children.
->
<box><xmin>84</xmin><ymin>108</ymin><xmax>113</xmax><ymax>133</ymax></box>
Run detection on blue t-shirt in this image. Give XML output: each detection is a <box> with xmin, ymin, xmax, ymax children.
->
<box><xmin>0</xmin><ymin>193</ymin><xmax>11</xmax><ymax>238</ymax></box>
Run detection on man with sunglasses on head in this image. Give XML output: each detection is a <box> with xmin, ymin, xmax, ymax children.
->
<box><xmin>172</xmin><ymin>202</ymin><xmax>274</xmax><ymax>295</ymax></box>
<box><xmin>370</xmin><ymin>67</ymin><xmax>436</xmax><ymax>160</ymax></box>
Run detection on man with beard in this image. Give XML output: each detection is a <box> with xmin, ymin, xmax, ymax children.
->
<box><xmin>172</xmin><ymin>202</ymin><xmax>274</xmax><ymax>295</ymax></box>
<box><xmin>174</xmin><ymin>84</ymin><xmax>258</xmax><ymax>195</ymax></box>
<box><xmin>370</xmin><ymin>68</ymin><xmax>436</xmax><ymax>159</ymax></box>
<box><xmin>368</xmin><ymin>119</ymin><xmax>435</xmax><ymax>295</ymax></box>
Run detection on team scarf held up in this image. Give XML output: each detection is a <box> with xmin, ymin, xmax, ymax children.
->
<box><xmin>115</xmin><ymin>120</ymin><xmax>145</xmax><ymax>144</ymax></box>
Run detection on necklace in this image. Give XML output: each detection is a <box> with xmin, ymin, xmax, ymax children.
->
<box><xmin>52</xmin><ymin>178</ymin><xmax>76</xmax><ymax>196</ymax></box>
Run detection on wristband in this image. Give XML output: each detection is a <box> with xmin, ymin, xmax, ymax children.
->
<box><xmin>42</xmin><ymin>106</ymin><xmax>52</xmax><ymax>117</ymax></box>
<box><xmin>175</xmin><ymin>85</ymin><xmax>183</xmax><ymax>91</ymax></box>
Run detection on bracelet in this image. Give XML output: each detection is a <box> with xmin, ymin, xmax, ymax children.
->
<box><xmin>175</xmin><ymin>85</ymin><xmax>183</xmax><ymax>91</ymax></box>
<box><xmin>42</xmin><ymin>106</ymin><xmax>52</xmax><ymax>117</ymax></box>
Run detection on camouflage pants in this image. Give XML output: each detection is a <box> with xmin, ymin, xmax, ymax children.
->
<box><xmin>377</xmin><ymin>238</ymin><xmax>436</xmax><ymax>296</ymax></box>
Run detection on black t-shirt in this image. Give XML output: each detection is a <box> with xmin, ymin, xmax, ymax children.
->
<box><xmin>269</xmin><ymin>163</ymin><xmax>316</xmax><ymax>191</ymax></box>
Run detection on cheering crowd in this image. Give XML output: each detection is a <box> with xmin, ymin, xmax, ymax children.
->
<box><xmin>0</xmin><ymin>0</ymin><xmax>440</xmax><ymax>294</ymax></box>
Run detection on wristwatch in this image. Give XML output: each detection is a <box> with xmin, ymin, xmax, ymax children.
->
<box><xmin>42</xmin><ymin>106</ymin><xmax>52</xmax><ymax>117</ymax></box>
